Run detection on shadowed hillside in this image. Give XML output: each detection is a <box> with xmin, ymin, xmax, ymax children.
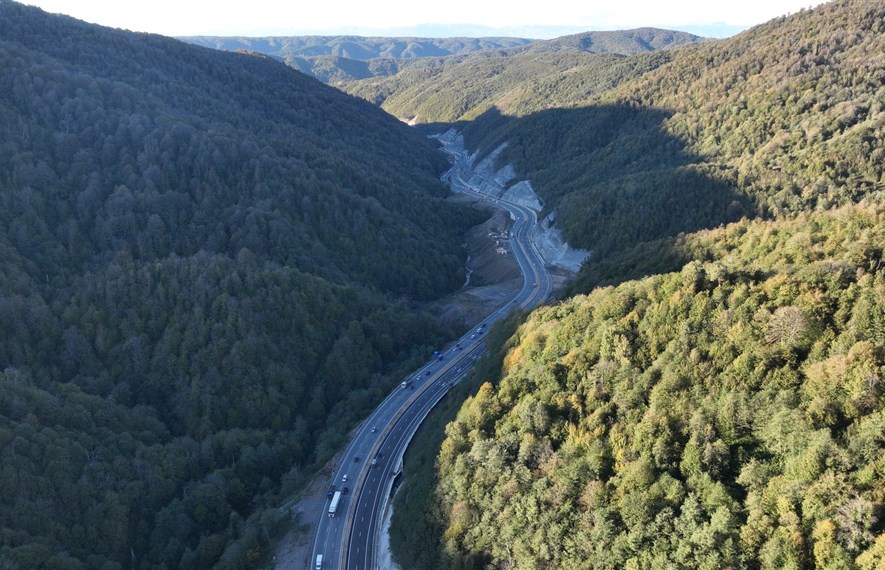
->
<box><xmin>464</xmin><ymin>104</ymin><xmax>753</xmax><ymax>255</ymax></box>
<box><xmin>451</xmin><ymin>0</ymin><xmax>885</xmax><ymax>284</ymax></box>
<box><xmin>0</xmin><ymin>1</ymin><xmax>483</xmax><ymax>567</ymax></box>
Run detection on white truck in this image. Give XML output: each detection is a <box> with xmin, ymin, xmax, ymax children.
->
<box><xmin>328</xmin><ymin>491</ymin><xmax>342</xmax><ymax>518</ymax></box>
<box><xmin>315</xmin><ymin>553</ymin><xmax>323</xmax><ymax>569</ymax></box>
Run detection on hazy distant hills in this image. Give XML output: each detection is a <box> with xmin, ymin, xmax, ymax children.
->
<box><xmin>502</xmin><ymin>27</ymin><xmax>705</xmax><ymax>55</ymax></box>
<box><xmin>181</xmin><ymin>28</ymin><xmax>703</xmax><ymax>83</ymax></box>
<box><xmin>182</xmin><ymin>35</ymin><xmax>534</xmax><ymax>60</ymax></box>
<box><xmin>340</xmin><ymin>29</ymin><xmax>702</xmax><ymax>118</ymax></box>
<box><xmin>343</xmin><ymin>50</ymin><xmax>665</xmax><ymax>120</ymax></box>
<box><xmin>0</xmin><ymin>2</ymin><xmax>481</xmax><ymax>568</ymax></box>
<box><xmin>181</xmin><ymin>35</ymin><xmax>534</xmax><ymax>82</ymax></box>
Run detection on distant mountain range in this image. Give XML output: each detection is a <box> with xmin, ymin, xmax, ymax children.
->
<box><xmin>181</xmin><ymin>35</ymin><xmax>535</xmax><ymax>61</ymax></box>
<box><xmin>181</xmin><ymin>28</ymin><xmax>704</xmax><ymax>83</ymax></box>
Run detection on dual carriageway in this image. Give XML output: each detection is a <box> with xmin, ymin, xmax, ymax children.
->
<box><xmin>310</xmin><ymin>140</ymin><xmax>554</xmax><ymax>569</ymax></box>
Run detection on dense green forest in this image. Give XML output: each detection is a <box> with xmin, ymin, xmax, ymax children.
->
<box><xmin>0</xmin><ymin>2</ymin><xmax>483</xmax><ymax>568</ymax></box>
<box><xmin>388</xmin><ymin>2</ymin><xmax>885</xmax><ymax>568</ymax></box>
<box><xmin>402</xmin><ymin>200</ymin><xmax>885</xmax><ymax>569</ymax></box>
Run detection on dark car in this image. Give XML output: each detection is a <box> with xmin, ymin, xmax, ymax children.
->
<box><xmin>327</xmin><ymin>486</ymin><xmax>335</xmax><ymax>498</ymax></box>
<box><xmin>343</xmin><ymin>487</ymin><xmax>349</xmax><ymax>495</ymax></box>
<box><xmin>354</xmin><ymin>456</ymin><xmax>360</xmax><ymax>462</ymax></box>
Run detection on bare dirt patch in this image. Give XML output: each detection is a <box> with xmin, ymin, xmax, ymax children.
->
<box><xmin>429</xmin><ymin>195</ymin><xmax>523</xmax><ymax>330</ymax></box>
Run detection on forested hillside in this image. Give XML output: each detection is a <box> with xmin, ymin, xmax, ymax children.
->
<box><xmin>471</xmin><ymin>0</ymin><xmax>884</xmax><ymax>262</ymax></box>
<box><xmin>346</xmin><ymin>0</ymin><xmax>883</xmax><ymax>267</ymax></box>
<box><xmin>515</xmin><ymin>28</ymin><xmax>703</xmax><ymax>55</ymax></box>
<box><xmin>0</xmin><ymin>2</ymin><xmax>481</xmax><ymax>567</ymax></box>
<box><xmin>419</xmin><ymin>201</ymin><xmax>885</xmax><ymax>569</ymax></box>
<box><xmin>342</xmin><ymin>30</ymin><xmax>701</xmax><ymax>116</ymax></box>
<box><xmin>388</xmin><ymin>2</ymin><xmax>885</xmax><ymax>568</ymax></box>
<box><xmin>344</xmin><ymin>53</ymin><xmax>667</xmax><ymax>121</ymax></box>
<box><xmin>181</xmin><ymin>36</ymin><xmax>535</xmax><ymax>83</ymax></box>
<box><xmin>184</xmin><ymin>29</ymin><xmax>701</xmax><ymax>85</ymax></box>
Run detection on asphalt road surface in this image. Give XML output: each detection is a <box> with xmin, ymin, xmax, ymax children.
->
<box><xmin>310</xmin><ymin>141</ymin><xmax>553</xmax><ymax>570</ymax></box>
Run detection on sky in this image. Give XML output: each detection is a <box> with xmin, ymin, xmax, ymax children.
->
<box><xmin>24</xmin><ymin>0</ymin><xmax>823</xmax><ymax>38</ymax></box>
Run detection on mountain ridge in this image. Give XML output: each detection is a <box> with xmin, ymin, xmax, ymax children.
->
<box><xmin>181</xmin><ymin>28</ymin><xmax>704</xmax><ymax>83</ymax></box>
<box><xmin>0</xmin><ymin>2</ymin><xmax>482</xmax><ymax>567</ymax></box>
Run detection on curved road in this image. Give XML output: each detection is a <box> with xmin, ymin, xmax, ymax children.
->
<box><xmin>310</xmin><ymin>140</ymin><xmax>553</xmax><ymax>570</ymax></box>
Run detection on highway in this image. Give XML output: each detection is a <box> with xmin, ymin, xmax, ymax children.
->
<box><xmin>309</xmin><ymin>139</ymin><xmax>553</xmax><ymax>570</ymax></box>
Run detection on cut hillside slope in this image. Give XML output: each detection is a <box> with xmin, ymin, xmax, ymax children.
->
<box><xmin>345</xmin><ymin>0</ymin><xmax>883</xmax><ymax>277</ymax></box>
<box><xmin>461</xmin><ymin>0</ymin><xmax>884</xmax><ymax>263</ymax></box>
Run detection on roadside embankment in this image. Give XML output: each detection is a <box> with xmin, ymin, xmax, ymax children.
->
<box><xmin>437</xmin><ymin>129</ymin><xmax>590</xmax><ymax>273</ymax></box>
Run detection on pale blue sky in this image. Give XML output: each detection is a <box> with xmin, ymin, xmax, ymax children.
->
<box><xmin>25</xmin><ymin>0</ymin><xmax>824</xmax><ymax>38</ymax></box>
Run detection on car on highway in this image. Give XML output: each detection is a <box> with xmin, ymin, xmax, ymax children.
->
<box><xmin>342</xmin><ymin>474</ymin><xmax>347</xmax><ymax>482</ymax></box>
<box><xmin>311</xmin><ymin>148</ymin><xmax>552</xmax><ymax>568</ymax></box>
<box><xmin>354</xmin><ymin>456</ymin><xmax>360</xmax><ymax>462</ymax></box>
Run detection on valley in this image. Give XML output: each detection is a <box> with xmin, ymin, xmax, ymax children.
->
<box><xmin>307</xmin><ymin>134</ymin><xmax>557</xmax><ymax>570</ymax></box>
<box><xmin>0</xmin><ymin>0</ymin><xmax>883</xmax><ymax>569</ymax></box>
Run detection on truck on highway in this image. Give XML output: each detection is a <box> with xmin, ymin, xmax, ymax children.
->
<box><xmin>328</xmin><ymin>491</ymin><xmax>342</xmax><ymax>518</ymax></box>
<box><xmin>315</xmin><ymin>554</ymin><xmax>323</xmax><ymax>569</ymax></box>
<box><xmin>400</xmin><ymin>379</ymin><xmax>411</xmax><ymax>389</ymax></box>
